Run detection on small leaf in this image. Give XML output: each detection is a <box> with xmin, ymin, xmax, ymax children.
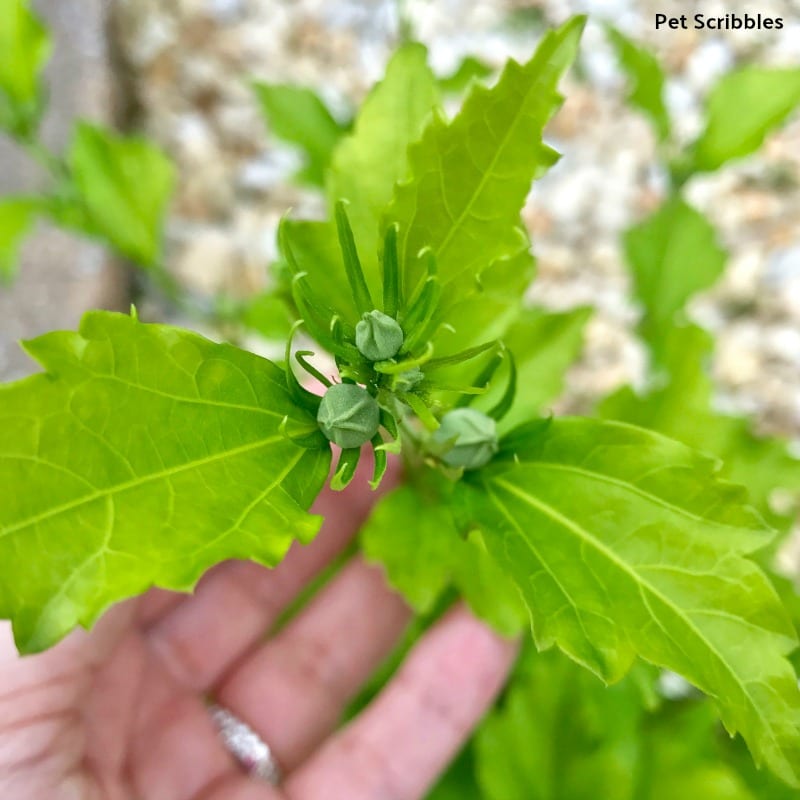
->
<box><xmin>690</xmin><ymin>67</ymin><xmax>800</xmax><ymax>173</ymax></box>
<box><xmin>67</xmin><ymin>123</ymin><xmax>176</xmax><ymax>267</ymax></box>
<box><xmin>0</xmin><ymin>197</ymin><xmax>40</xmax><ymax>280</ymax></box>
<box><xmin>0</xmin><ymin>0</ymin><xmax>51</xmax><ymax>137</ymax></box>
<box><xmin>384</xmin><ymin>17</ymin><xmax>584</xmax><ymax>315</ymax></box>
<box><xmin>361</xmin><ymin>482</ymin><xmax>526</xmax><ymax>635</ymax></box>
<box><xmin>625</xmin><ymin>198</ymin><xmax>726</xmax><ymax>356</ymax></box>
<box><xmin>254</xmin><ymin>82</ymin><xmax>350</xmax><ymax>187</ymax></box>
<box><xmin>0</xmin><ymin>311</ymin><xmax>330</xmax><ymax>653</ymax></box>
<box><xmin>328</xmin><ymin>43</ymin><xmax>439</xmax><ymax>295</ymax></box>
<box><xmin>457</xmin><ymin>417</ymin><xmax>800</xmax><ymax>786</ymax></box>
<box><xmin>605</xmin><ymin>25</ymin><xmax>670</xmax><ymax>141</ymax></box>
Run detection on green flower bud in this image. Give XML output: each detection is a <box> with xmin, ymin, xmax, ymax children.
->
<box><xmin>356</xmin><ymin>309</ymin><xmax>404</xmax><ymax>361</ymax></box>
<box><xmin>317</xmin><ymin>383</ymin><xmax>380</xmax><ymax>449</ymax></box>
<box><xmin>432</xmin><ymin>408</ymin><xmax>498</xmax><ymax>470</ymax></box>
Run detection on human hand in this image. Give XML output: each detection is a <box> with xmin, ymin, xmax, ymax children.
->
<box><xmin>0</xmin><ymin>472</ymin><xmax>516</xmax><ymax>800</ymax></box>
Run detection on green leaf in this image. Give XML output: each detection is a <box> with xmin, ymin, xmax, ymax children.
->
<box><xmin>599</xmin><ymin>325</ymin><xmax>800</xmax><ymax>533</ymax></box>
<box><xmin>253</xmin><ymin>82</ymin><xmax>349</xmax><ymax>187</ymax></box>
<box><xmin>690</xmin><ymin>67</ymin><xmax>800</xmax><ymax>173</ymax></box>
<box><xmin>67</xmin><ymin>123</ymin><xmax>176</xmax><ymax>267</ymax></box>
<box><xmin>437</xmin><ymin>56</ymin><xmax>494</xmax><ymax>95</ymax></box>
<box><xmin>0</xmin><ymin>0</ymin><xmax>51</xmax><ymax>137</ymax></box>
<box><xmin>328</xmin><ymin>43</ymin><xmax>439</xmax><ymax>298</ymax></box>
<box><xmin>625</xmin><ymin>198</ymin><xmax>726</xmax><ymax>355</ymax></box>
<box><xmin>280</xmin><ymin>218</ymin><xmax>359</xmax><ymax>324</ymax></box>
<box><xmin>427</xmin><ymin>745</ymin><xmax>483</xmax><ymax>800</ymax></box>
<box><xmin>361</xmin><ymin>482</ymin><xmax>526</xmax><ymax>635</ymax></box>
<box><xmin>456</xmin><ymin>417</ymin><xmax>800</xmax><ymax>787</ymax></box>
<box><xmin>384</xmin><ymin>17</ymin><xmax>584</xmax><ymax>317</ymax></box>
<box><xmin>238</xmin><ymin>291</ymin><xmax>294</xmax><ymax>340</ymax></box>
<box><xmin>0</xmin><ymin>197</ymin><xmax>40</xmax><ymax>280</ymax></box>
<box><xmin>0</xmin><ymin>311</ymin><xmax>331</xmax><ymax>653</ymax></box>
<box><xmin>476</xmin><ymin>648</ymin><xmax>756</xmax><ymax>800</ymax></box>
<box><xmin>473</xmin><ymin>306</ymin><xmax>591</xmax><ymax>429</ymax></box>
<box><xmin>605</xmin><ymin>25</ymin><xmax>670</xmax><ymax>141</ymax></box>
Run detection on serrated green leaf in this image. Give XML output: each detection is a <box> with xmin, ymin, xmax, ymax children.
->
<box><xmin>599</xmin><ymin>325</ymin><xmax>800</xmax><ymax>532</ymax></box>
<box><xmin>605</xmin><ymin>25</ymin><xmax>670</xmax><ymax>141</ymax></box>
<box><xmin>384</xmin><ymin>17</ymin><xmax>584</xmax><ymax>316</ymax></box>
<box><xmin>472</xmin><ymin>306</ymin><xmax>591</xmax><ymax>429</ymax></box>
<box><xmin>67</xmin><ymin>123</ymin><xmax>175</xmax><ymax>267</ymax></box>
<box><xmin>254</xmin><ymin>82</ymin><xmax>349</xmax><ymax>187</ymax></box>
<box><xmin>456</xmin><ymin>417</ymin><xmax>800</xmax><ymax>787</ymax></box>
<box><xmin>0</xmin><ymin>0</ymin><xmax>50</xmax><ymax>137</ymax></box>
<box><xmin>328</xmin><ymin>43</ymin><xmax>439</xmax><ymax>296</ymax></box>
<box><xmin>476</xmin><ymin>648</ymin><xmax>756</xmax><ymax>800</ymax></box>
<box><xmin>437</xmin><ymin>56</ymin><xmax>494</xmax><ymax>95</ymax></box>
<box><xmin>0</xmin><ymin>197</ymin><xmax>40</xmax><ymax>280</ymax></box>
<box><xmin>361</xmin><ymin>482</ymin><xmax>526</xmax><ymax>635</ymax></box>
<box><xmin>625</xmin><ymin>198</ymin><xmax>726</xmax><ymax>356</ymax></box>
<box><xmin>690</xmin><ymin>67</ymin><xmax>800</xmax><ymax>173</ymax></box>
<box><xmin>0</xmin><ymin>311</ymin><xmax>330</xmax><ymax>653</ymax></box>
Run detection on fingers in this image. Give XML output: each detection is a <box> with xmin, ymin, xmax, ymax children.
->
<box><xmin>284</xmin><ymin>606</ymin><xmax>517</xmax><ymax>800</ymax></box>
<box><xmin>146</xmin><ymin>456</ymin><xmax>398</xmax><ymax>691</ymax></box>
<box><xmin>215</xmin><ymin>558</ymin><xmax>411</xmax><ymax>771</ymax></box>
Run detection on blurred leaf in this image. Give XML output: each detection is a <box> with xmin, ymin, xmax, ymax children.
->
<box><xmin>599</xmin><ymin>324</ymin><xmax>800</xmax><ymax>533</ymax></box>
<box><xmin>239</xmin><ymin>291</ymin><xmax>294</xmax><ymax>340</ymax></box>
<box><xmin>0</xmin><ymin>0</ymin><xmax>50</xmax><ymax>137</ymax></box>
<box><xmin>0</xmin><ymin>311</ymin><xmax>330</xmax><ymax>653</ymax></box>
<box><xmin>476</xmin><ymin>648</ymin><xmax>755</xmax><ymax>800</ymax></box>
<box><xmin>473</xmin><ymin>306</ymin><xmax>592</xmax><ymax>429</ymax></box>
<box><xmin>0</xmin><ymin>197</ymin><xmax>40</xmax><ymax>280</ymax></box>
<box><xmin>605</xmin><ymin>25</ymin><xmax>670</xmax><ymax>141</ymax></box>
<box><xmin>328</xmin><ymin>43</ymin><xmax>439</xmax><ymax>296</ymax></box>
<box><xmin>361</xmin><ymin>481</ymin><xmax>526</xmax><ymax>636</ymax></box>
<box><xmin>427</xmin><ymin>745</ymin><xmax>483</xmax><ymax>799</ymax></box>
<box><xmin>254</xmin><ymin>82</ymin><xmax>350</xmax><ymax>187</ymax></box>
<box><xmin>384</xmin><ymin>17</ymin><xmax>584</xmax><ymax>327</ymax></box>
<box><xmin>625</xmin><ymin>198</ymin><xmax>726</xmax><ymax>357</ymax></box>
<box><xmin>690</xmin><ymin>67</ymin><xmax>800</xmax><ymax>173</ymax></box>
<box><xmin>457</xmin><ymin>417</ymin><xmax>800</xmax><ymax>787</ymax></box>
<box><xmin>67</xmin><ymin>123</ymin><xmax>175</xmax><ymax>267</ymax></box>
<box><xmin>438</xmin><ymin>56</ymin><xmax>493</xmax><ymax>94</ymax></box>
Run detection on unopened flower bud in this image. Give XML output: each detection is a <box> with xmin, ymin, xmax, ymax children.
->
<box><xmin>317</xmin><ymin>383</ymin><xmax>380</xmax><ymax>448</ymax></box>
<box><xmin>356</xmin><ymin>310</ymin><xmax>404</xmax><ymax>361</ymax></box>
<box><xmin>432</xmin><ymin>408</ymin><xmax>498</xmax><ymax>469</ymax></box>
<box><xmin>395</xmin><ymin>366</ymin><xmax>424</xmax><ymax>392</ymax></box>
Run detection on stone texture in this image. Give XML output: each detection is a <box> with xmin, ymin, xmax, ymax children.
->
<box><xmin>0</xmin><ymin>0</ymin><xmax>129</xmax><ymax>381</ymax></box>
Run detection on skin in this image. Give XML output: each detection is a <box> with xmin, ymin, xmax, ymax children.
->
<box><xmin>0</xmin><ymin>464</ymin><xmax>516</xmax><ymax>800</ymax></box>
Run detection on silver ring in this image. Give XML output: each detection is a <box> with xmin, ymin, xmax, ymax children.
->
<box><xmin>209</xmin><ymin>704</ymin><xmax>282</xmax><ymax>785</ymax></box>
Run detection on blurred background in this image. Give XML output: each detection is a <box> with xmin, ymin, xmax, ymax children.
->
<box><xmin>1</xmin><ymin>0</ymin><xmax>799</xmax><ymax>468</ymax></box>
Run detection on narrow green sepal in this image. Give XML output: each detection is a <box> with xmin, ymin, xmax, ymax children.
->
<box><xmin>284</xmin><ymin>321</ymin><xmax>321</xmax><ymax>412</ymax></box>
<box><xmin>382</xmin><ymin>223</ymin><xmax>401</xmax><ymax>317</ymax></box>
<box><xmin>295</xmin><ymin>350</ymin><xmax>333</xmax><ymax>388</ymax></box>
<box><xmin>426</xmin><ymin>339</ymin><xmax>498</xmax><ymax>372</ymax></box>
<box><xmin>374</xmin><ymin>341</ymin><xmax>434</xmax><ymax>374</ymax></box>
<box><xmin>369</xmin><ymin>433</ymin><xmax>388</xmax><ymax>490</ymax></box>
<box><xmin>380</xmin><ymin>408</ymin><xmax>399</xmax><ymax>440</ymax></box>
<box><xmin>278</xmin><ymin>415</ymin><xmax>327</xmax><ymax>449</ymax></box>
<box><xmin>331</xmin><ymin>447</ymin><xmax>361</xmax><ymax>491</ymax></box>
<box><xmin>398</xmin><ymin>390</ymin><xmax>440</xmax><ymax>431</ymax></box>
<box><xmin>487</xmin><ymin>349</ymin><xmax>517</xmax><ymax>421</ymax></box>
<box><xmin>335</xmin><ymin>200</ymin><xmax>374</xmax><ymax>314</ymax></box>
